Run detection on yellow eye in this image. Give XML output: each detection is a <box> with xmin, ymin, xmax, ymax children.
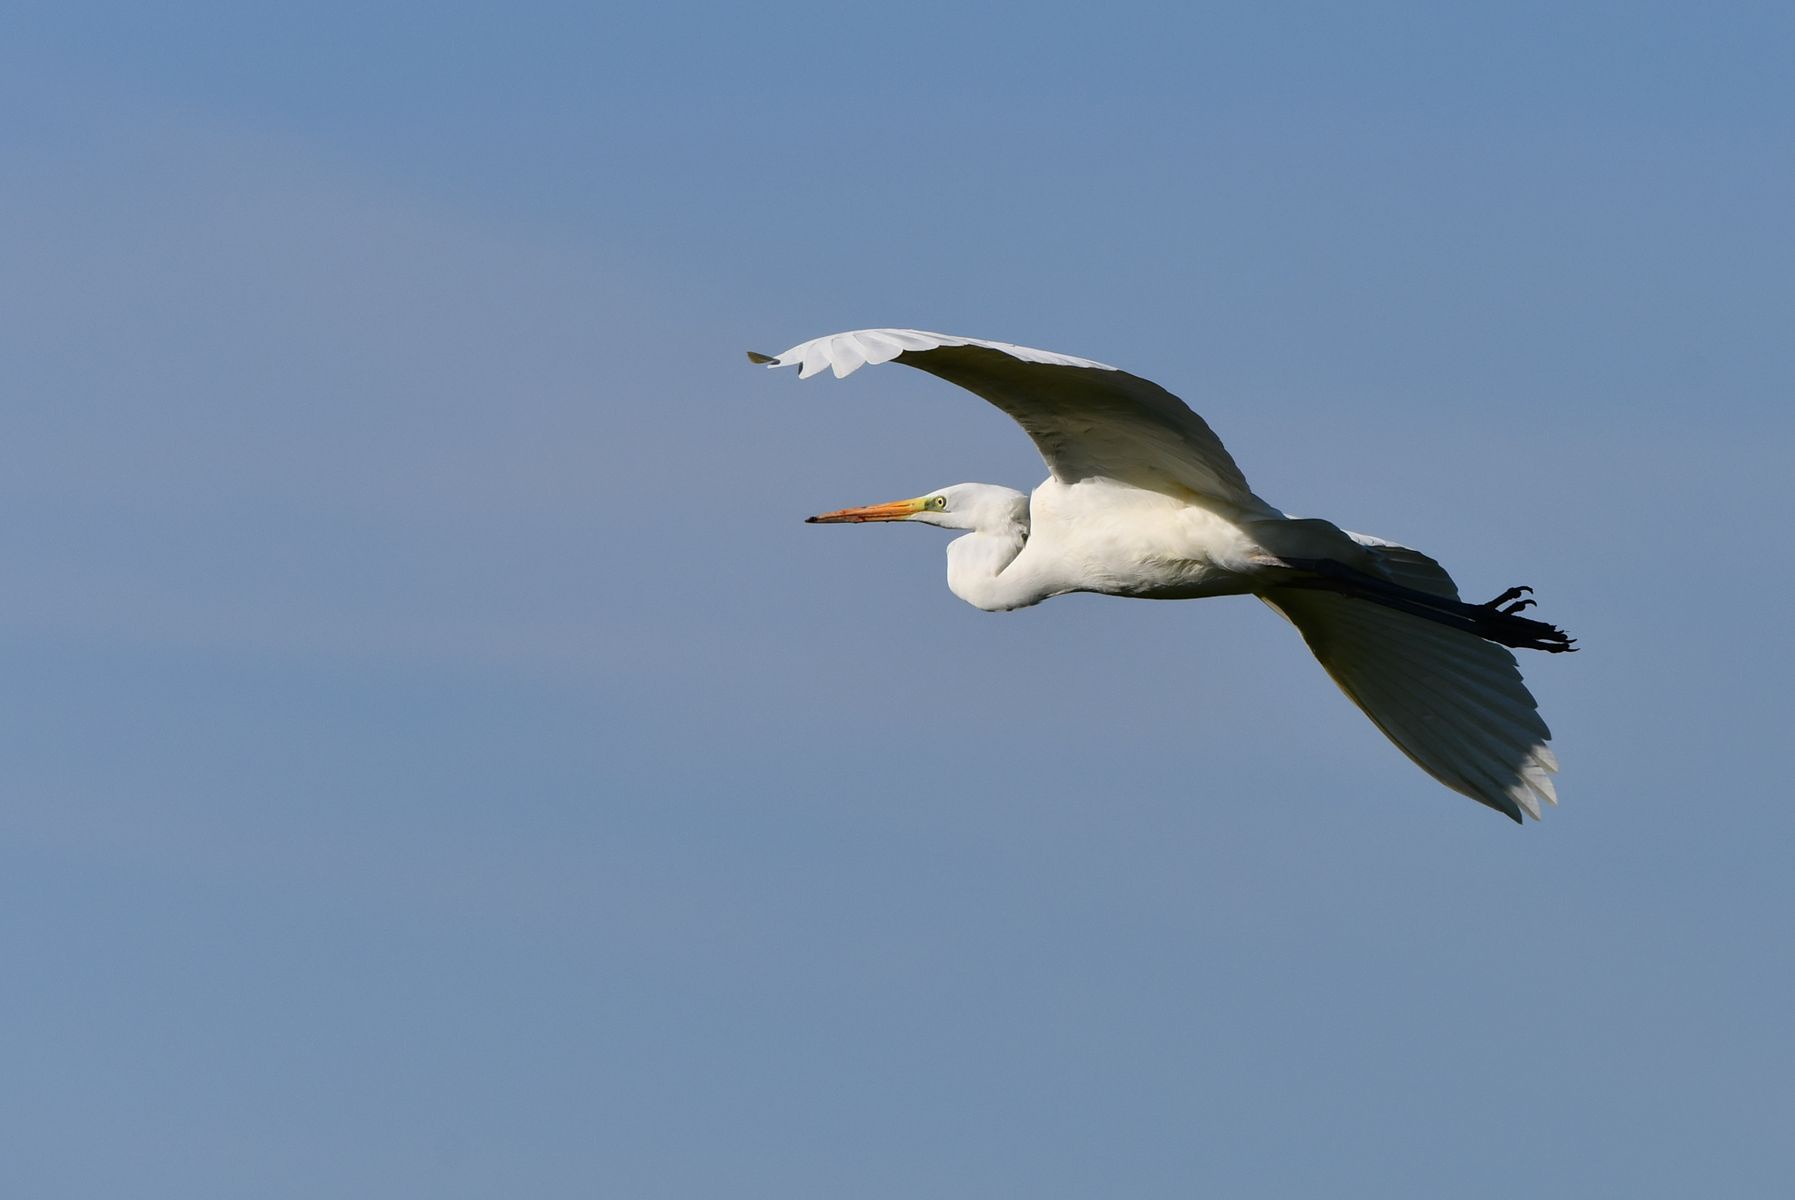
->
<box><xmin>932</xmin><ymin>495</ymin><xmax>947</xmax><ymax>509</ymax></box>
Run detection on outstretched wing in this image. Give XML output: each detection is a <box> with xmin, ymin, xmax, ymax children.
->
<box><xmin>1260</xmin><ymin>581</ymin><xmax>1559</xmax><ymax>822</ymax></box>
<box><xmin>752</xmin><ymin>328</ymin><xmax>1263</xmax><ymax>507</ymax></box>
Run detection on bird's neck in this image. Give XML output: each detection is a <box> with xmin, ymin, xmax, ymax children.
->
<box><xmin>946</xmin><ymin>525</ymin><xmax>1041</xmax><ymax>612</ymax></box>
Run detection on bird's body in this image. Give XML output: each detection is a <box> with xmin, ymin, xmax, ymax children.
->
<box><xmin>756</xmin><ymin>328</ymin><xmax>1575</xmax><ymax>822</ymax></box>
<box><xmin>942</xmin><ymin>478</ymin><xmax>1264</xmax><ymax>610</ymax></box>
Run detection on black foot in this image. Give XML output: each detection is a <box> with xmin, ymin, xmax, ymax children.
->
<box><xmin>1514</xmin><ymin>622</ymin><xmax>1578</xmax><ymax>654</ymax></box>
<box><xmin>1476</xmin><ymin>586</ymin><xmax>1577</xmax><ymax>652</ymax></box>
<box><xmin>1484</xmin><ymin>585</ymin><xmax>1532</xmax><ymax>609</ymax></box>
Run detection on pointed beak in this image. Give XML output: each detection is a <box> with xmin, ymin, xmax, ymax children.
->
<box><xmin>805</xmin><ymin>496</ymin><xmax>926</xmax><ymax>524</ymax></box>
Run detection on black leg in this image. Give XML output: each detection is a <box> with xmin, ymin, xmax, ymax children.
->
<box><xmin>1273</xmin><ymin>560</ymin><xmax>1578</xmax><ymax>653</ymax></box>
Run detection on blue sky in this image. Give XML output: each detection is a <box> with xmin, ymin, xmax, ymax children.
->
<box><xmin>3</xmin><ymin>3</ymin><xmax>1792</xmax><ymax>1195</ymax></box>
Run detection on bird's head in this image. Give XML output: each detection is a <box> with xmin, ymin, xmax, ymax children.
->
<box><xmin>806</xmin><ymin>482</ymin><xmax>1028</xmax><ymax>533</ymax></box>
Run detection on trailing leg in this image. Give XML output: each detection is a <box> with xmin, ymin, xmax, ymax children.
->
<box><xmin>1269</xmin><ymin>558</ymin><xmax>1577</xmax><ymax>653</ymax></box>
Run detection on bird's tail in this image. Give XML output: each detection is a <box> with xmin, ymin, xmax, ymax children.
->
<box><xmin>1260</xmin><ymin>540</ymin><xmax>1560</xmax><ymax>821</ymax></box>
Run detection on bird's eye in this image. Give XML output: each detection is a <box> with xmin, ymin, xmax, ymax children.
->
<box><xmin>932</xmin><ymin>495</ymin><xmax>947</xmax><ymax>509</ymax></box>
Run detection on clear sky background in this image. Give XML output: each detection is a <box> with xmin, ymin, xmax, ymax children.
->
<box><xmin>3</xmin><ymin>3</ymin><xmax>1792</xmax><ymax>1196</ymax></box>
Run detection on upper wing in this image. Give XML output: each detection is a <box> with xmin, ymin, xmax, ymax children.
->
<box><xmin>751</xmin><ymin>328</ymin><xmax>1263</xmax><ymax>507</ymax></box>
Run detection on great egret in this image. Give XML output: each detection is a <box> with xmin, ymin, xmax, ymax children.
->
<box><xmin>751</xmin><ymin>329</ymin><xmax>1574</xmax><ymax>822</ymax></box>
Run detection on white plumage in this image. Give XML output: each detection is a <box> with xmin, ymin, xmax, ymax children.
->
<box><xmin>758</xmin><ymin>328</ymin><xmax>1573</xmax><ymax>822</ymax></box>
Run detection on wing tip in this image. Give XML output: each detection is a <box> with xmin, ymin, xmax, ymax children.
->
<box><xmin>751</xmin><ymin>328</ymin><xmax>1121</xmax><ymax>377</ymax></box>
<box><xmin>1494</xmin><ymin>752</ymin><xmax>1557</xmax><ymax>823</ymax></box>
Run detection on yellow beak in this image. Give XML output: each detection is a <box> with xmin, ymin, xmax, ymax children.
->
<box><xmin>805</xmin><ymin>496</ymin><xmax>926</xmax><ymax>524</ymax></box>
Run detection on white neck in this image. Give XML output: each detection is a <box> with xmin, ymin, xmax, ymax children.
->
<box><xmin>946</xmin><ymin>525</ymin><xmax>1045</xmax><ymax>611</ymax></box>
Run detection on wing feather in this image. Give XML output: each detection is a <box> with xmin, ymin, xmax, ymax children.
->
<box><xmin>755</xmin><ymin>328</ymin><xmax>1264</xmax><ymax>507</ymax></box>
<box><xmin>1261</xmin><ymin>586</ymin><xmax>1559</xmax><ymax>821</ymax></box>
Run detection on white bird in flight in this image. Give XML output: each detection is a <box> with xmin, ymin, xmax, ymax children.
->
<box><xmin>751</xmin><ymin>329</ymin><xmax>1575</xmax><ymax>822</ymax></box>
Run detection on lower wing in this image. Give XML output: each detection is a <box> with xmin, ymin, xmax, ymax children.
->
<box><xmin>1260</xmin><ymin>583</ymin><xmax>1559</xmax><ymax>821</ymax></box>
